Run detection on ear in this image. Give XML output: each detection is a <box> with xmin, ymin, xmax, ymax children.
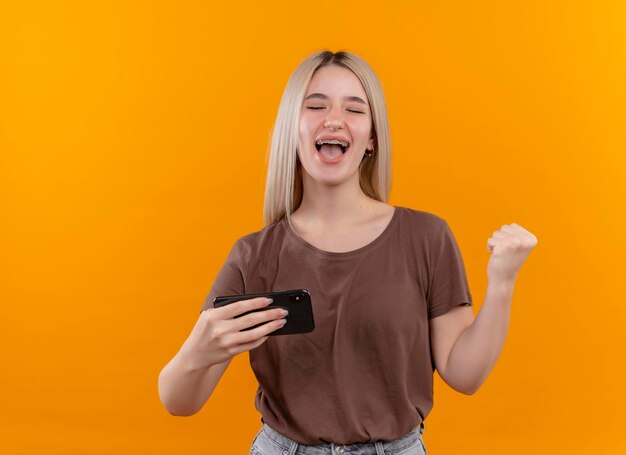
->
<box><xmin>367</xmin><ymin>138</ymin><xmax>374</xmax><ymax>151</ymax></box>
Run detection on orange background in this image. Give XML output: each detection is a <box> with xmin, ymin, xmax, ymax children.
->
<box><xmin>1</xmin><ymin>1</ymin><xmax>625</xmax><ymax>454</ymax></box>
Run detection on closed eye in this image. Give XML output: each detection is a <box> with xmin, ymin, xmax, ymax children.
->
<box><xmin>306</xmin><ymin>107</ymin><xmax>365</xmax><ymax>114</ymax></box>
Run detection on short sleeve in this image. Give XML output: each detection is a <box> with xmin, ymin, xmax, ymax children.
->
<box><xmin>200</xmin><ymin>238</ymin><xmax>248</xmax><ymax>313</ymax></box>
<box><xmin>427</xmin><ymin>220</ymin><xmax>473</xmax><ymax>320</ymax></box>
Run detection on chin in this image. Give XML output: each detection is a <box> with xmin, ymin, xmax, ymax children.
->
<box><xmin>308</xmin><ymin>169</ymin><xmax>360</xmax><ymax>187</ymax></box>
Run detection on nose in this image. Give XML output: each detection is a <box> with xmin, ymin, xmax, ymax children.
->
<box><xmin>324</xmin><ymin>109</ymin><xmax>344</xmax><ymax>129</ymax></box>
<box><xmin>324</xmin><ymin>118</ymin><xmax>343</xmax><ymax>129</ymax></box>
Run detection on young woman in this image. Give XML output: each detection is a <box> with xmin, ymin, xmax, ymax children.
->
<box><xmin>158</xmin><ymin>50</ymin><xmax>537</xmax><ymax>455</ymax></box>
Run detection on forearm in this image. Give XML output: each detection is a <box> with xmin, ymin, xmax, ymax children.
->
<box><xmin>444</xmin><ymin>280</ymin><xmax>515</xmax><ymax>394</ymax></box>
<box><xmin>158</xmin><ymin>349</ymin><xmax>214</xmax><ymax>416</ymax></box>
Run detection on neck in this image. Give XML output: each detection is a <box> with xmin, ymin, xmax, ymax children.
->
<box><xmin>294</xmin><ymin>169</ymin><xmax>375</xmax><ymax>228</ymax></box>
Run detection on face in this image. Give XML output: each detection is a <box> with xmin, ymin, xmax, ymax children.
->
<box><xmin>297</xmin><ymin>65</ymin><xmax>374</xmax><ymax>186</ymax></box>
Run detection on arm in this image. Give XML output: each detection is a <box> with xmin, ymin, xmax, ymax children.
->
<box><xmin>158</xmin><ymin>349</ymin><xmax>232</xmax><ymax>416</ymax></box>
<box><xmin>158</xmin><ymin>297</ymin><xmax>284</xmax><ymax>416</ymax></box>
<box><xmin>429</xmin><ymin>221</ymin><xmax>536</xmax><ymax>395</ymax></box>
<box><xmin>429</xmin><ymin>280</ymin><xmax>514</xmax><ymax>395</ymax></box>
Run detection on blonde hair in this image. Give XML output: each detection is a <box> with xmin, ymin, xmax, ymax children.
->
<box><xmin>263</xmin><ymin>50</ymin><xmax>392</xmax><ymax>227</ymax></box>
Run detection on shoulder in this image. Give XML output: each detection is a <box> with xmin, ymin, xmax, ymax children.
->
<box><xmin>396</xmin><ymin>206</ymin><xmax>448</xmax><ymax>234</ymax></box>
<box><xmin>232</xmin><ymin>217</ymin><xmax>287</xmax><ymax>255</ymax></box>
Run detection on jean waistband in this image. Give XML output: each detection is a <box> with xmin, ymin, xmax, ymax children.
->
<box><xmin>258</xmin><ymin>422</ymin><xmax>425</xmax><ymax>455</ymax></box>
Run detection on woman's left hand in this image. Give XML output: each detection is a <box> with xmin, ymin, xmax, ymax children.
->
<box><xmin>487</xmin><ymin>223</ymin><xmax>538</xmax><ymax>283</ymax></box>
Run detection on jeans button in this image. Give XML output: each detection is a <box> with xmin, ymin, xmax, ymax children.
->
<box><xmin>336</xmin><ymin>447</ymin><xmax>345</xmax><ymax>453</ymax></box>
<box><xmin>282</xmin><ymin>451</ymin><xmax>289</xmax><ymax>455</ymax></box>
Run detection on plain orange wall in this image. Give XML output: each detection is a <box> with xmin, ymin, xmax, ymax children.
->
<box><xmin>1</xmin><ymin>1</ymin><xmax>625</xmax><ymax>454</ymax></box>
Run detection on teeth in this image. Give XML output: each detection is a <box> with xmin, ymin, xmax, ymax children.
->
<box><xmin>315</xmin><ymin>139</ymin><xmax>349</xmax><ymax>147</ymax></box>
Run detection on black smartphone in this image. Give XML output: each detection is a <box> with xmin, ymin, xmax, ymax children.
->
<box><xmin>213</xmin><ymin>289</ymin><xmax>315</xmax><ymax>336</ymax></box>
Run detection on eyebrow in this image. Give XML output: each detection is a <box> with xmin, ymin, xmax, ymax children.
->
<box><xmin>304</xmin><ymin>92</ymin><xmax>368</xmax><ymax>106</ymax></box>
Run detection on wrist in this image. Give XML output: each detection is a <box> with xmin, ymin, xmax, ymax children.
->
<box><xmin>486</xmin><ymin>279</ymin><xmax>516</xmax><ymax>300</ymax></box>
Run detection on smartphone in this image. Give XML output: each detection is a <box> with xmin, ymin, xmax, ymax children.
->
<box><xmin>213</xmin><ymin>289</ymin><xmax>315</xmax><ymax>336</ymax></box>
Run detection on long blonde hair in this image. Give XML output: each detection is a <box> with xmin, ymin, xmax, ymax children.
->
<box><xmin>263</xmin><ymin>50</ymin><xmax>392</xmax><ymax>227</ymax></box>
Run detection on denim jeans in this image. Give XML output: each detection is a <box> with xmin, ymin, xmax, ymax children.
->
<box><xmin>249</xmin><ymin>422</ymin><xmax>427</xmax><ymax>455</ymax></box>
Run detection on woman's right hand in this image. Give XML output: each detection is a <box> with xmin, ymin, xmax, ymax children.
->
<box><xmin>179</xmin><ymin>297</ymin><xmax>288</xmax><ymax>367</ymax></box>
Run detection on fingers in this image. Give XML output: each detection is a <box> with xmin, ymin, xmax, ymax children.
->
<box><xmin>208</xmin><ymin>297</ymin><xmax>287</xmax><ymax>355</ymax></box>
<box><xmin>488</xmin><ymin>228</ymin><xmax>506</xmax><ymax>252</ymax></box>
<box><xmin>487</xmin><ymin>237</ymin><xmax>508</xmax><ymax>253</ymax></box>
<box><xmin>487</xmin><ymin>238</ymin><xmax>496</xmax><ymax>253</ymax></box>
<box><xmin>230</xmin><ymin>315</ymin><xmax>287</xmax><ymax>345</ymax></box>
<box><xmin>230</xmin><ymin>306</ymin><xmax>288</xmax><ymax>332</ymax></box>
<box><xmin>499</xmin><ymin>223</ymin><xmax>537</xmax><ymax>243</ymax></box>
<box><xmin>489</xmin><ymin>223</ymin><xmax>538</xmax><ymax>253</ymax></box>
<box><xmin>214</xmin><ymin>296</ymin><xmax>272</xmax><ymax>319</ymax></box>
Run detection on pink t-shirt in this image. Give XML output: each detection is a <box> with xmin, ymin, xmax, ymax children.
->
<box><xmin>201</xmin><ymin>206</ymin><xmax>473</xmax><ymax>444</ymax></box>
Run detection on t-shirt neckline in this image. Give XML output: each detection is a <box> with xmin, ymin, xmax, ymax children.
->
<box><xmin>283</xmin><ymin>205</ymin><xmax>400</xmax><ymax>259</ymax></box>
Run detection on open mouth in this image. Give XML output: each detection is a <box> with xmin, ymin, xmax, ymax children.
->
<box><xmin>315</xmin><ymin>139</ymin><xmax>350</xmax><ymax>154</ymax></box>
